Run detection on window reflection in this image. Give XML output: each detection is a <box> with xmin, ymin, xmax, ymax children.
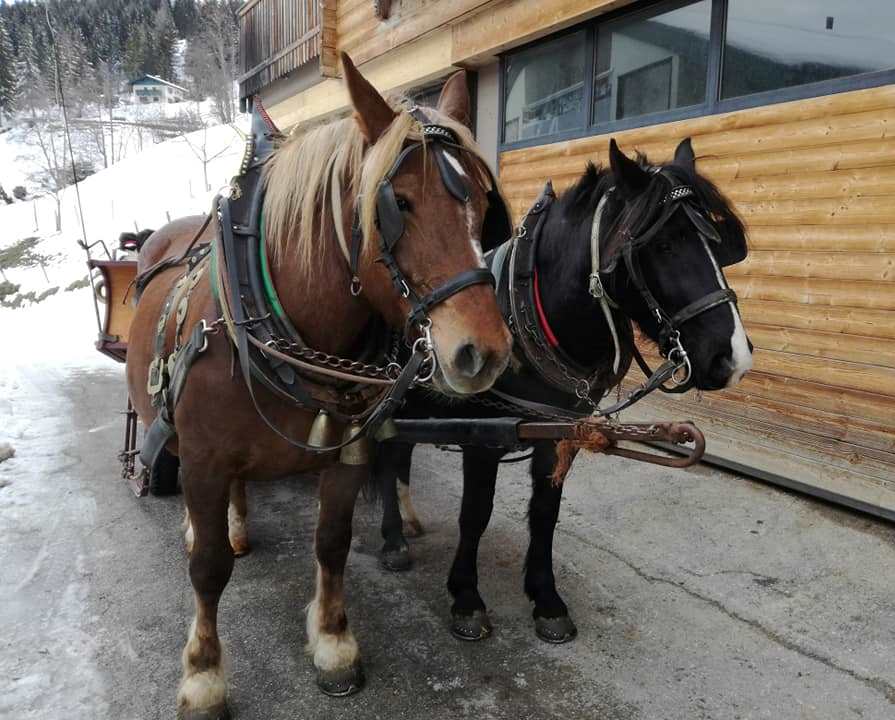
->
<box><xmin>723</xmin><ymin>0</ymin><xmax>895</xmax><ymax>98</ymax></box>
<box><xmin>503</xmin><ymin>32</ymin><xmax>586</xmax><ymax>143</ymax></box>
<box><xmin>593</xmin><ymin>1</ymin><xmax>711</xmax><ymax>124</ymax></box>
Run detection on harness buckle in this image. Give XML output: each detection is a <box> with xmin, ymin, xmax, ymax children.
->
<box><xmin>350</xmin><ymin>276</ymin><xmax>363</xmax><ymax>297</ymax></box>
<box><xmin>588</xmin><ymin>273</ymin><xmax>605</xmax><ymax>299</ymax></box>
<box><xmin>146</xmin><ymin>357</ymin><xmax>165</xmax><ymax>396</ymax></box>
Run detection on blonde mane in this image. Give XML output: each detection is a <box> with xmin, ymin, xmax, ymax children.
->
<box><xmin>263</xmin><ymin>100</ymin><xmax>495</xmax><ymax>271</ymax></box>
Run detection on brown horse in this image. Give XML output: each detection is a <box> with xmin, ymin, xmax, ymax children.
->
<box><xmin>126</xmin><ymin>54</ymin><xmax>512</xmax><ymax>717</ymax></box>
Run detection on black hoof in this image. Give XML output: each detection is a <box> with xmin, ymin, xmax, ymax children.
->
<box><xmin>177</xmin><ymin>703</ymin><xmax>231</xmax><ymax>720</ymax></box>
<box><xmin>451</xmin><ymin>610</ymin><xmax>493</xmax><ymax>641</ymax></box>
<box><xmin>380</xmin><ymin>545</ymin><xmax>412</xmax><ymax>572</ymax></box>
<box><xmin>316</xmin><ymin>662</ymin><xmax>365</xmax><ymax>697</ymax></box>
<box><xmin>535</xmin><ymin>615</ymin><xmax>578</xmax><ymax>644</ymax></box>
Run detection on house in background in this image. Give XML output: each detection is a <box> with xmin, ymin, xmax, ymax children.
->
<box><xmin>238</xmin><ymin>0</ymin><xmax>895</xmax><ymax>520</ymax></box>
<box><xmin>129</xmin><ymin>74</ymin><xmax>187</xmax><ymax>104</ymax></box>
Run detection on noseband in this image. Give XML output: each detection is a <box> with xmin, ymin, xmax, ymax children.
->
<box><xmin>348</xmin><ymin>115</ymin><xmax>500</xmax><ymax>336</ymax></box>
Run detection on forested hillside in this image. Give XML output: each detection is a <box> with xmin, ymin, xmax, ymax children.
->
<box><xmin>0</xmin><ymin>0</ymin><xmax>241</xmax><ymax>123</ymax></box>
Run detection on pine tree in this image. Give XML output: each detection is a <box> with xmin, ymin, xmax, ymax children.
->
<box><xmin>172</xmin><ymin>0</ymin><xmax>198</xmax><ymax>38</ymax></box>
<box><xmin>153</xmin><ymin>0</ymin><xmax>178</xmax><ymax>80</ymax></box>
<box><xmin>123</xmin><ymin>25</ymin><xmax>146</xmax><ymax>79</ymax></box>
<box><xmin>15</xmin><ymin>25</ymin><xmax>48</xmax><ymax>114</ymax></box>
<box><xmin>0</xmin><ymin>14</ymin><xmax>17</xmax><ymax>113</ymax></box>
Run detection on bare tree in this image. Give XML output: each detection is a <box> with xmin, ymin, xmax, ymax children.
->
<box><xmin>185</xmin><ymin>1</ymin><xmax>238</xmax><ymax>124</ymax></box>
<box><xmin>175</xmin><ymin>106</ymin><xmax>240</xmax><ymax>191</ymax></box>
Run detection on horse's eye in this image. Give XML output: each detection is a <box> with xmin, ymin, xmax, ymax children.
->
<box><xmin>657</xmin><ymin>240</ymin><xmax>673</xmax><ymax>254</ymax></box>
<box><xmin>396</xmin><ymin>196</ymin><xmax>412</xmax><ymax>212</ymax></box>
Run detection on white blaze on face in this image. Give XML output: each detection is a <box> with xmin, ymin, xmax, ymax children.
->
<box><xmin>446</xmin><ymin>150</ymin><xmax>486</xmax><ymax>268</ymax></box>
<box><xmin>700</xmin><ymin>236</ymin><xmax>752</xmax><ymax>387</ymax></box>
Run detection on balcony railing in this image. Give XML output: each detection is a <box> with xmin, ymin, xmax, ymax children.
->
<box><xmin>238</xmin><ymin>0</ymin><xmax>322</xmax><ymax>100</ymax></box>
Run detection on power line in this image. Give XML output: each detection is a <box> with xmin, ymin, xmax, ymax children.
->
<box><xmin>44</xmin><ymin>3</ymin><xmax>102</xmax><ymax>333</ymax></box>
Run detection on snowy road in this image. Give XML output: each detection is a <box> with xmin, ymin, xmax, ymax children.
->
<box><xmin>2</xmin><ymin>361</ymin><xmax>895</xmax><ymax>719</ymax></box>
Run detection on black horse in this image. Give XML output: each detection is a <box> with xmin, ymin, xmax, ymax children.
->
<box><xmin>375</xmin><ymin>138</ymin><xmax>753</xmax><ymax>643</ymax></box>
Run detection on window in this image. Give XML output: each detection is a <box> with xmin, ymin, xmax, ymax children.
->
<box><xmin>722</xmin><ymin>0</ymin><xmax>895</xmax><ymax>99</ymax></box>
<box><xmin>594</xmin><ymin>0</ymin><xmax>711</xmax><ymax>124</ymax></box>
<box><xmin>500</xmin><ymin>0</ymin><xmax>895</xmax><ymax>147</ymax></box>
<box><xmin>503</xmin><ymin>31</ymin><xmax>587</xmax><ymax>143</ymax></box>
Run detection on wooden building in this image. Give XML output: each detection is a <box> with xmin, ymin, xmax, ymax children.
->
<box><xmin>238</xmin><ymin>0</ymin><xmax>895</xmax><ymax>518</ymax></box>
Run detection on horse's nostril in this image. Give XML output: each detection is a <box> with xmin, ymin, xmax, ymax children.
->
<box><xmin>453</xmin><ymin>343</ymin><xmax>489</xmax><ymax>378</ymax></box>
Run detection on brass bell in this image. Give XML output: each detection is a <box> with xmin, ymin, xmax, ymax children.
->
<box><xmin>307</xmin><ymin>410</ymin><xmax>336</xmax><ymax>448</ymax></box>
<box><xmin>374</xmin><ymin>418</ymin><xmax>399</xmax><ymax>442</ymax></box>
<box><xmin>339</xmin><ymin>422</ymin><xmax>369</xmax><ymax>466</ymax></box>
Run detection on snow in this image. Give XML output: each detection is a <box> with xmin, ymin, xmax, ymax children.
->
<box><xmin>0</xmin><ymin>106</ymin><xmax>249</xmax><ymax>372</ymax></box>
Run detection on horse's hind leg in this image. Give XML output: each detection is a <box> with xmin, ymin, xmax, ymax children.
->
<box><xmin>397</xmin><ymin>458</ymin><xmax>424</xmax><ymax>537</ymax></box>
<box><xmin>378</xmin><ymin>443</ymin><xmax>413</xmax><ymax>572</ymax></box>
<box><xmin>307</xmin><ymin>463</ymin><xmax>365</xmax><ymax>696</ymax></box>
<box><xmin>183</xmin><ymin>478</ymin><xmax>250</xmax><ymax>557</ymax></box>
<box><xmin>177</xmin><ymin>465</ymin><xmax>235</xmax><ymax>720</ymax></box>
<box><xmin>228</xmin><ymin>478</ymin><xmax>250</xmax><ymax>556</ymax></box>
<box><xmin>524</xmin><ymin>441</ymin><xmax>577</xmax><ymax>644</ymax></box>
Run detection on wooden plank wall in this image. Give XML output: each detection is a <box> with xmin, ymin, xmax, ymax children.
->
<box><xmin>336</xmin><ymin>0</ymin><xmax>492</xmax><ymax>69</ymax></box>
<box><xmin>500</xmin><ymin>85</ymin><xmax>895</xmax><ymax>513</ymax></box>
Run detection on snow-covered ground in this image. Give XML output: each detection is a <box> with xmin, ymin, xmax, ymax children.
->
<box><xmin>0</xmin><ymin>106</ymin><xmax>248</xmax><ymax>371</ymax></box>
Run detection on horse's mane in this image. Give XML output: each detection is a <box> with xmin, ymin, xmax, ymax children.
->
<box><xmin>559</xmin><ymin>152</ymin><xmax>746</xmax><ymax>259</ymax></box>
<box><xmin>263</xmin><ymin>99</ymin><xmax>492</xmax><ymax>271</ymax></box>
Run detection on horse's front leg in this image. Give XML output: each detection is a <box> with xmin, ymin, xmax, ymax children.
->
<box><xmin>177</xmin><ymin>462</ymin><xmax>235</xmax><ymax>720</ymax></box>
<box><xmin>524</xmin><ymin>441</ymin><xmax>577</xmax><ymax>644</ymax></box>
<box><xmin>446</xmin><ymin>447</ymin><xmax>501</xmax><ymax>641</ymax></box>
<box><xmin>377</xmin><ymin>442</ymin><xmax>414</xmax><ymax>572</ymax></box>
<box><xmin>307</xmin><ymin>462</ymin><xmax>365</xmax><ymax>696</ymax></box>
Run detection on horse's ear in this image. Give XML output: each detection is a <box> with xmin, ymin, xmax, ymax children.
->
<box><xmin>609</xmin><ymin>139</ymin><xmax>649</xmax><ymax>200</ymax></box>
<box><xmin>673</xmin><ymin>137</ymin><xmax>696</xmax><ymax>172</ymax></box>
<box><xmin>436</xmin><ymin>71</ymin><xmax>472</xmax><ymax>128</ymax></box>
<box><xmin>341</xmin><ymin>52</ymin><xmax>396</xmax><ymax>143</ymax></box>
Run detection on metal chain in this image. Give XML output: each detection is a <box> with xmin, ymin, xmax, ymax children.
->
<box><xmin>264</xmin><ymin>333</ymin><xmax>403</xmax><ymax>381</ymax></box>
<box><xmin>520</xmin><ymin>317</ymin><xmax>612</xmax><ymax>416</ymax></box>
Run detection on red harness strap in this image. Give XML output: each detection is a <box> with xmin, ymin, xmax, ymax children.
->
<box><xmin>533</xmin><ymin>270</ymin><xmax>559</xmax><ymax>348</ymax></box>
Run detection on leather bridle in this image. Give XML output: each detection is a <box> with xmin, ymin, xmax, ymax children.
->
<box><xmin>349</xmin><ymin>114</ymin><xmax>506</xmax><ymax>339</ymax></box>
<box><xmin>604</xmin><ymin>173</ymin><xmax>739</xmax><ymax>392</ymax></box>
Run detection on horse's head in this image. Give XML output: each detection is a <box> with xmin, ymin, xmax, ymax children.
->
<box><xmin>342</xmin><ymin>54</ymin><xmax>512</xmax><ymax>394</ymax></box>
<box><xmin>602</xmin><ymin>138</ymin><xmax>752</xmax><ymax>390</ymax></box>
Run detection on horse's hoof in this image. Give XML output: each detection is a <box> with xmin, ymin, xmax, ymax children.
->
<box><xmin>230</xmin><ymin>537</ymin><xmax>251</xmax><ymax>557</ymax></box>
<box><xmin>380</xmin><ymin>545</ymin><xmax>412</xmax><ymax>572</ymax></box>
<box><xmin>535</xmin><ymin>615</ymin><xmax>578</xmax><ymax>644</ymax></box>
<box><xmin>177</xmin><ymin>702</ymin><xmax>231</xmax><ymax>720</ymax></box>
<box><xmin>403</xmin><ymin>519</ymin><xmax>424</xmax><ymax>538</ymax></box>
<box><xmin>451</xmin><ymin>610</ymin><xmax>492</xmax><ymax>641</ymax></box>
<box><xmin>316</xmin><ymin>662</ymin><xmax>365</xmax><ymax>697</ymax></box>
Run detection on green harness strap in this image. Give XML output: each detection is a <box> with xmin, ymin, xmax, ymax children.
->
<box><xmin>258</xmin><ymin>210</ymin><xmax>290</xmax><ymax>324</ymax></box>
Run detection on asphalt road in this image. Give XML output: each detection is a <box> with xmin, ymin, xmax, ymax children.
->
<box><xmin>2</xmin><ymin>363</ymin><xmax>895</xmax><ymax>720</ymax></box>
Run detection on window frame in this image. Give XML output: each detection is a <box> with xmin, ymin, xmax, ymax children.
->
<box><xmin>498</xmin><ymin>0</ymin><xmax>895</xmax><ymax>151</ymax></box>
